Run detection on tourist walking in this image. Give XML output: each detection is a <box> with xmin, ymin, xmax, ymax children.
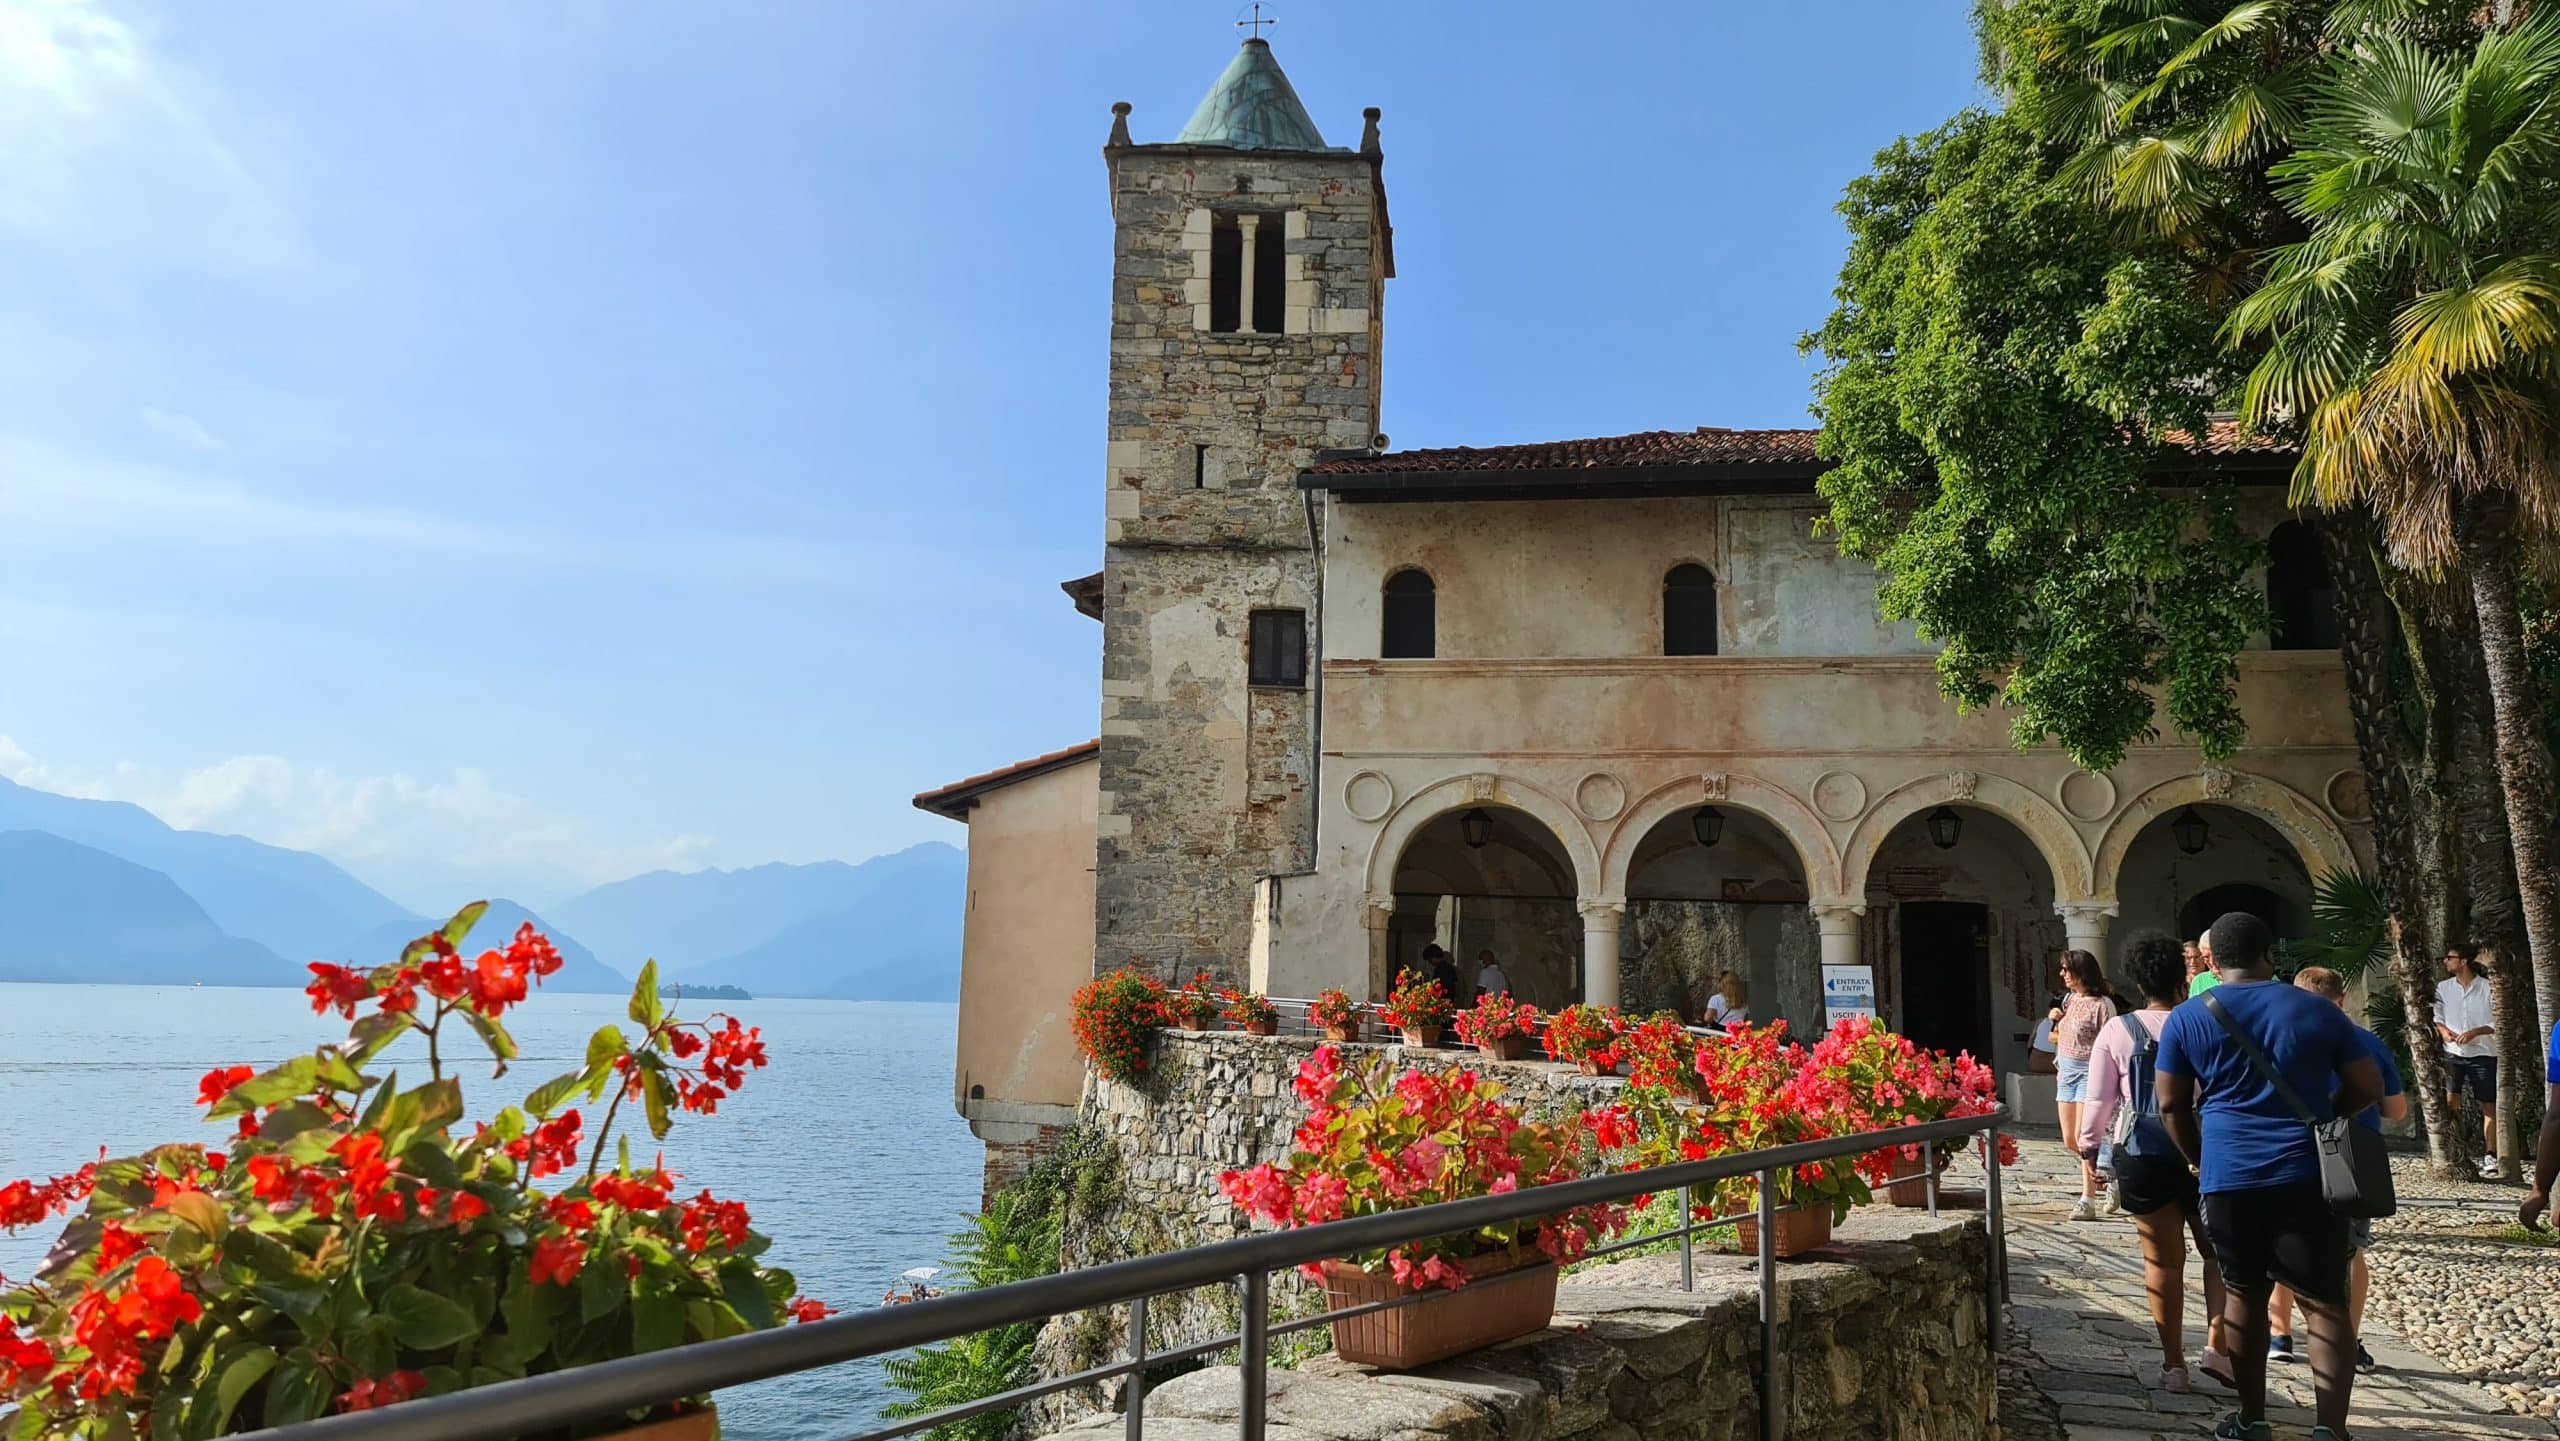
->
<box><xmin>2077</xmin><ymin>931</ymin><xmax>2233</xmax><ymax>1393</ymax></box>
<box><xmin>1703</xmin><ymin>970</ymin><xmax>1749</xmax><ymax>1032</ymax></box>
<box><xmin>2189</xmin><ymin>930</ymin><xmax>2221</xmax><ymax>998</ymax></box>
<box><xmin>2049</xmin><ymin>948</ymin><xmax>2119</xmax><ymax>1221</ymax></box>
<box><xmin>1420</xmin><ymin>943</ymin><xmax>1461</xmax><ymax>1004</ymax></box>
<box><xmin>2522</xmin><ymin>1013</ymin><xmax>2559</xmax><ymax>1231</ymax></box>
<box><xmin>2157</xmin><ymin>912</ymin><xmax>2385</xmax><ymax>1441</ymax></box>
<box><xmin>1473</xmin><ymin>949</ymin><xmax>1510</xmax><ymax>1002</ymax></box>
<box><xmin>2267</xmin><ymin>966</ymin><xmax>2405</xmax><ymax>1375</ymax></box>
<box><xmin>2433</xmin><ymin>945</ymin><xmax>2500</xmax><ymax>1177</ymax></box>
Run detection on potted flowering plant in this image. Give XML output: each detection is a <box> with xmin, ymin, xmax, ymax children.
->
<box><xmin>1450</xmin><ymin>993</ymin><xmax>1541</xmax><ymax>1061</ymax></box>
<box><xmin>1218</xmin><ymin>1047</ymin><xmax>1629</xmax><ymax>1369</ymax></box>
<box><xmin>1220</xmin><ymin>989</ymin><xmax>1279</xmax><ymax>1037</ymax></box>
<box><xmin>1610</xmin><ymin>1022</ymin><xmax>1867</xmax><ymax>1257</ymax></box>
<box><xmin>1798</xmin><ymin>1017</ymin><xmax>2012</xmax><ymax>1205</ymax></box>
<box><xmin>1541</xmin><ymin>1003</ymin><xmax>1623</xmax><ymax>1075</ymax></box>
<box><xmin>1616</xmin><ymin>1013</ymin><xmax>1705</xmax><ymax>1094</ymax></box>
<box><xmin>1071</xmin><ymin>966</ymin><xmax>1169</xmax><ymax>1082</ymax></box>
<box><xmin>1158</xmin><ymin>971</ymin><xmax>1222</xmax><ymax>1031</ymax></box>
<box><xmin>1378</xmin><ymin>972</ymin><xmax>1454</xmax><ymax>1046</ymax></box>
<box><xmin>1307</xmin><ymin>988</ymin><xmax>1363</xmax><ymax>1043</ymax></box>
<box><xmin>0</xmin><ymin>904</ymin><xmax>828</xmax><ymax>1441</ymax></box>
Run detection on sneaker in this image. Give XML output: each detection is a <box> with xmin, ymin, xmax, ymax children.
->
<box><xmin>2197</xmin><ymin>1348</ymin><xmax>2235</xmax><ymax>1389</ymax></box>
<box><xmin>2478</xmin><ymin>1154</ymin><xmax>2503</xmax><ymax>1178</ymax></box>
<box><xmin>2356</xmin><ymin>1343</ymin><xmax>2378</xmax><ymax>1374</ymax></box>
<box><xmin>2268</xmin><ymin>1332</ymin><xmax>2297</xmax><ymax>1363</ymax></box>
<box><xmin>2311</xmin><ymin>1428</ymin><xmax>2353</xmax><ymax>1441</ymax></box>
<box><xmin>2212</xmin><ymin>1416</ymin><xmax>2273</xmax><ymax>1441</ymax></box>
<box><xmin>2069</xmin><ymin>1197</ymin><xmax>2102</xmax><ymax>1221</ymax></box>
<box><xmin>2156</xmin><ymin>1364</ymin><xmax>2192</xmax><ymax>1394</ymax></box>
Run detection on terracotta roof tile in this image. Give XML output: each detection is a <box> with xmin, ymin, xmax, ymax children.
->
<box><xmin>912</xmin><ymin>741</ymin><xmax>1100</xmax><ymax>821</ymax></box>
<box><xmin>1304</xmin><ymin>418</ymin><xmax>2283</xmax><ymax>479</ymax></box>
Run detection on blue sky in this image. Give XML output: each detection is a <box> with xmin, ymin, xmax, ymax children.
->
<box><xmin>0</xmin><ymin>0</ymin><xmax>1987</xmax><ymax>910</ymax></box>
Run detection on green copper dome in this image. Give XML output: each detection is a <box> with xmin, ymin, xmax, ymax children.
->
<box><xmin>1174</xmin><ymin>39</ymin><xmax>1338</xmax><ymax>151</ymax></box>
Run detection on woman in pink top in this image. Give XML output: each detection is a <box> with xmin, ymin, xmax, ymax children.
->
<box><xmin>2080</xmin><ymin>933</ymin><xmax>2232</xmax><ymax>1394</ymax></box>
<box><xmin>2048</xmin><ymin>949</ymin><xmax>2118</xmax><ymax>1220</ymax></box>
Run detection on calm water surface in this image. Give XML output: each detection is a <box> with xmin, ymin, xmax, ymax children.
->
<box><xmin>0</xmin><ymin>984</ymin><xmax>984</xmax><ymax>1441</ymax></box>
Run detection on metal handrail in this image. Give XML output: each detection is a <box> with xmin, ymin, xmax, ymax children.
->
<box><xmin>236</xmin><ymin>1108</ymin><xmax>2010</xmax><ymax>1441</ymax></box>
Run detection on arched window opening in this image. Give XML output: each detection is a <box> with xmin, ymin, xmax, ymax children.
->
<box><xmin>1383</xmin><ymin>569</ymin><xmax>1436</xmax><ymax>659</ymax></box>
<box><xmin>1664</xmin><ymin>563</ymin><xmax>1718</xmax><ymax>656</ymax></box>
<box><xmin>2267</xmin><ymin>521</ymin><xmax>2341</xmax><ymax>651</ymax></box>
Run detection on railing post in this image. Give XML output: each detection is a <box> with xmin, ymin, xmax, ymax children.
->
<box><xmin>1125</xmin><ymin>1294</ymin><xmax>1149</xmax><ymax>1441</ymax></box>
<box><xmin>1983</xmin><ymin>1126</ymin><xmax>2005</xmax><ymax>1354</ymax></box>
<box><xmin>1922</xmin><ymin>1139</ymin><xmax>1939</xmax><ymax>1216</ymax></box>
<box><xmin>1238</xmin><ymin>1269</ymin><xmax>1268</xmax><ymax>1441</ymax></box>
<box><xmin>1758</xmin><ymin>1168</ymin><xmax>1781</xmax><ymax>1441</ymax></box>
<box><xmin>1678</xmin><ymin>1183</ymin><xmax>1694</xmax><ymax>1292</ymax></box>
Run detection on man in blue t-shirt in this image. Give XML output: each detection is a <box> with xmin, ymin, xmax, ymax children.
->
<box><xmin>2524</xmin><ymin>1017</ymin><xmax>2560</xmax><ymax>1233</ymax></box>
<box><xmin>2156</xmin><ymin>912</ymin><xmax>2384</xmax><ymax>1441</ymax></box>
<box><xmin>2268</xmin><ymin>966</ymin><xmax>2405</xmax><ymax>1376</ymax></box>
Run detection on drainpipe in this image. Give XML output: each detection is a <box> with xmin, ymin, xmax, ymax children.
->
<box><xmin>1303</xmin><ymin>484</ymin><xmax>1325</xmax><ymax>863</ymax></box>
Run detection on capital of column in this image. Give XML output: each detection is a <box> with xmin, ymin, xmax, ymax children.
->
<box><xmin>2054</xmin><ymin>902</ymin><xmax>2119</xmax><ymax>925</ymax></box>
<box><xmin>1362</xmin><ymin>895</ymin><xmax>1396</xmax><ymax>930</ymax></box>
<box><xmin>1577</xmin><ymin>896</ymin><xmax>1627</xmax><ymax>924</ymax></box>
<box><xmin>1808</xmin><ymin>900</ymin><xmax>1867</xmax><ymax>936</ymax></box>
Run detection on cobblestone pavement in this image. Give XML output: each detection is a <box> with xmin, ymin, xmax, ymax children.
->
<box><xmin>1988</xmin><ymin>1128</ymin><xmax>2558</xmax><ymax>1441</ymax></box>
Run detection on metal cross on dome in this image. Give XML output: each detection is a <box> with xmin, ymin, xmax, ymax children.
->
<box><xmin>1236</xmin><ymin>2</ymin><xmax>1275</xmax><ymax>39</ymax></box>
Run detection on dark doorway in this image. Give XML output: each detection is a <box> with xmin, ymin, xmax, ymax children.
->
<box><xmin>1899</xmin><ymin>902</ymin><xmax>1993</xmax><ymax>1062</ymax></box>
<box><xmin>2179</xmin><ymin>883</ymin><xmax>2308</xmax><ymax>943</ymax></box>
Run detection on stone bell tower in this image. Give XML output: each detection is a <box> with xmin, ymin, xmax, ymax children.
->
<box><xmin>1093</xmin><ymin>38</ymin><xmax>1393</xmax><ymax>983</ymax></box>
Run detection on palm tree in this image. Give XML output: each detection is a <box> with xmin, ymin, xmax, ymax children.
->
<box><xmin>2225</xmin><ymin>14</ymin><xmax>2560</xmax><ymax>1041</ymax></box>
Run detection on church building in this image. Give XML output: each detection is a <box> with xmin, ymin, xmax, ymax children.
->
<box><xmin>914</xmin><ymin>39</ymin><xmax>2368</xmax><ymax>1176</ymax></box>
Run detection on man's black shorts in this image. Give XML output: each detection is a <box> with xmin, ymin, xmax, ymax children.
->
<box><xmin>2113</xmin><ymin>1152</ymin><xmax>2199</xmax><ymax>1219</ymax></box>
<box><xmin>2203</xmin><ymin>1184</ymin><xmax>2350</xmax><ymax>1306</ymax></box>
<box><xmin>2444</xmin><ymin>1054</ymin><xmax>2498</xmax><ymax>1105</ymax></box>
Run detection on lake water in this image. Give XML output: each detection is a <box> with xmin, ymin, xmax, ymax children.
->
<box><xmin>0</xmin><ymin>983</ymin><xmax>986</xmax><ymax>1441</ymax></box>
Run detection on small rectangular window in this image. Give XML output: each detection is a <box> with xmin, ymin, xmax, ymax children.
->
<box><xmin>1194</xmin><ymin>444</ymin><xmax>1209</xmax><ymax>488</ymax></box>
<box><xmin>1209</xmin><ymin>219</ymin><xmax>1243</xmax><ymax>333</ymax></box>
<box><xmin>1251</xmin><ymin>219</ymin><xmax>1284</xmax><ymax>334</ymax></box>
<box><xmin>1249</xmin><ymin>609</ymin><xmax>1306</xmax><ymax>688</ymax></box>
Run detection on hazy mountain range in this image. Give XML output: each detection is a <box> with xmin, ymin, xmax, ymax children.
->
<box><xmin>0</xmin><ymin>777</ymin><xmax>964</xmax><ymax>1001</ymax></box>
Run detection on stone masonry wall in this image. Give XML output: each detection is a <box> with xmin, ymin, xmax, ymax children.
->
<box><xmin>1095</xmin><ymin>138</ymin><xmax>1386</xmax><ymax>989</ymax></box>
<box><xmin>1027</xmin><ymin>1034</ymin><xmax>1996</xmax><ymax>1441</ymax></box>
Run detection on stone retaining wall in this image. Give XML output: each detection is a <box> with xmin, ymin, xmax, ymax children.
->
<box><xmin>1027</xmin><ymin>1032</ymin><xmax>1997</xmax><ymax>1439</ymax></box>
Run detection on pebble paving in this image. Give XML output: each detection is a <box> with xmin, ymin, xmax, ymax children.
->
<box><xmin>1988</xmin><ymin>1129</ymin><xmax>2557</xmax><ymax>1441</ymax></box>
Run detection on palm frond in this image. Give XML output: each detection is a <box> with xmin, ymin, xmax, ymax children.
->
<box><xmin>2292</xmin><ymin>870</ymin><xmax>2392</xmax><ymax>981</ymax></box>
<box><xmin>2199</xmin><ymin>74</ymin><xmax>2307</xmax><ymax>164</ymax></box>
<box><xmin>2158</xmin><ymin>1</ymin><xmax>2285</xmax><ymax>79</ymax></box>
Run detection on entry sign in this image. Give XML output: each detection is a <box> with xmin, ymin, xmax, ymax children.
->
<box><xmin>1822</xmin><ymin>964</ymin><xmax>1878</xmax><ymax>1026</ymax></box>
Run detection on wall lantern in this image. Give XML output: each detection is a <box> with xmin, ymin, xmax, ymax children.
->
<box><xmin>1925</xmin><ymin>805</ymin><xmax>1964</xmax><ymax>850</ymax></box>
<box><xmin>2171</xmin><ymin>806</ymin><xmax>2210</xmax><ymax>856</ymax></box>
<box><xmin>1691</xmin><ymin>806</ymin><xmax>1725</xmax><ymax>847</ymax></box>
<box><xmin>1460</xmin><ymin>807</ymin><xmax>1495</xmax><ymax>849</ymax></box>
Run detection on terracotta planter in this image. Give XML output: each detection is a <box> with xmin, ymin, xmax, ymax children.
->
<box><xmin>1574</xmin><ymin>1056</ymin><xmax>1613</xmax><ymax>1076</ymax></box>
<box><xmin>1240</xmin><ymin>1018</ymin><xmax>1278</xmax><ymax>1037</ymax></box>
<box><xmin>1864</xmin><ymin>1147</ymin><xmax>1951</xmax><ymax>1207</ymax></box>
<box><xmin>1319</xmin><ymin>1250</ymin><xmax>1558</xmax><ymax>1369</ymax></box>
<box><xmin>1322</xmin><ymin>1021</ymin><xmax>1363</xmax><ymax>1043</ymax></box>
<box><xmin>1734</xmin><ymin>1206</ymin><xmax>1834</xmax><ymax>1258</ymax></box>
<box><xmin>1476</xmin><ymin>1033</ymin><xmax>1530</xmax><ymax>1061</ymax></box>
<box><xmin>597</xmin><ymin>1406</ymin><xmax>718</xmax><ymax>1441</ymax></box>
<box><xmin>1398</xmin><ymin>1025</ymin><xmax>1444</xmax><ymax>1047</ymax></box>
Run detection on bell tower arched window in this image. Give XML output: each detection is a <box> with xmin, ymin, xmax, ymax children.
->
<box><xmin>2267</xmin><ymin>521</ymin><xmax>2341</xmax><ymax>651</ymax></box>
<box><xmin>1383</xmin><ymin>569</ymin><xmax>1435</xmax><ymax>659</ymax></box>
<box><xmin>1664</xmin><ymin>563</ymin><xmax>1717</xmax><ymax>656</ymax></box>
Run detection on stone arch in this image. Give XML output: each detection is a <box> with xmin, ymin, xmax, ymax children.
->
<box><xmin>2091</xmin><ymin>770</ymin><xmax>2356</xmax><ymax>906</ymax></box>
<box><xmin>1601</xmin><ymin>773</ymin><xmax>1841</xmax><ymax>900</ymax></box>
<box><xmin>1842</xmin><ymin>771</ymin><xmax>2094</xmax><ymax>900</ymax></box>
<box><xmin>1362</xmin><ymin>772</ymin><xmax>1603</xmax><ymax>903</ymax></box>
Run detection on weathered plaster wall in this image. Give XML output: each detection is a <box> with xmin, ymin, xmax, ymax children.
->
<box><xmin>1030</xmin><ymin>1034</ymin><xmax>1994</xmax><ymax>1441</ymax></box>
<box><xmin>953</xmin><ymin>756</ymin><xmax>1099</xmax><ymax>1139</ymax></box>
<box><xmin>1096</xmin><ymin>137</ymin><xmax>1385</xmax><ymax>988</ymax></box>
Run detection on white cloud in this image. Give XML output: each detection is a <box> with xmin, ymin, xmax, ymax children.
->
<box><xmin>0</xmin><ymin>731</ymin><xmax>717</xmax><ymax>905</ymax></box>
<box><xmin>0</xmin><ymin>0</ymin><xmax>306</xmax><ymax>274</ymax></box>
<box><xmin>138</xmin><ymin>407</ymin><xmax>222</xmax><ymax>453</ymax></box>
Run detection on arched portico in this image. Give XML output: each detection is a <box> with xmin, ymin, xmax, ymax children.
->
<box><xmin>1600</xmin><ymin>773</ymin><xmax>1841</xmax><ymax>899</ymax></box>
<box><xmin>1361</xmin><ymin>774</ymin><xmax>1602</xmax><ymax>1006</ymax></box>
<box><xmin>1842</xmin><ymin>771</ymin><xmax>2095</xmax><ymax>902</ymax></box>
<box><xmin>2091</xmin><ymin>770</ymin><xmax>2356</xmax><ymax>905</ymax></box>
<box><xmin>1601</xmin><ymin>773</ymin><xmax>1831</xmax><ymax>1030</ymax></box>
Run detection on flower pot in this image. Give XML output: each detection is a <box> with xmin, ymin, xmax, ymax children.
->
<box><xmin>596</xmin><ymin>1406</ymin><xmax>719</xmax><ymax>1441</ymax></box>
<box><xmin>1734</xmin><ymin>1206</ymin><xmax>1834</xmax><ymax>1259</ymax></box>
<box><xmin>1399</xmin><ymin>1025</ymin><xmax>1444</xmax><ymax>1047</ymax></box>
<box><xmin>1323</xmin><ymin>1021</ymin><xmax>1363</xmax><ymax>1043</ymax></box>
<box><xmin>1241</xmin><ymin>1019</ymin><xmax>1278</xmax><ymax>1037</ymax></box>
<box><xmin>1864</xmin><ymin>1147</ymin><xmax>1951</xmax><ymax>1207</ymax></box>
<box><xmin>1476</xmin><ymin>1034</ymin><xmax>1530</xmax><ymax>1061</ymax></box>
<box><xmin>1319</xmin><ymin>1250</ymin><xmax>1558</xmax><ymax>1369</ymax></box>
<box><xmin>1574</xmin><ymin>1056</ymin><xmax>1613</xmax><ymax>1077</ymax></box>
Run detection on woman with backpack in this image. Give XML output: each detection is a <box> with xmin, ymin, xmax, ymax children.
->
<box><xmin>2081</xmin><ymin>932</ymin><xmax>2234</xmax><ymax>1395</ymax></box>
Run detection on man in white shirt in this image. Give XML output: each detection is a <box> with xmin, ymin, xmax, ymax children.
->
<box><xmin>2434</xmin><ymin>945</ymin><xmax>2501</xmax><ymax>1178</ymax></box>
<box><xmin>1474</xmin><ymin>949</ymin><xmax>1511</xmax><ymax>1001</ymax></box>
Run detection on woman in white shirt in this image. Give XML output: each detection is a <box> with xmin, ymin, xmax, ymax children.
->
<box><xmin>1703</xmin><ymin>970</ymin><xmax>1749</xmax><ymax>1031</ymax></box>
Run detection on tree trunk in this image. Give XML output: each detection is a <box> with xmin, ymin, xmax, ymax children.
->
<box><xmin>2443</xmin><ymin>609</ymin><xmax>2536</xmax><ymax>1179</ymax></box>
<box><xmin>2322</xmin><ymin>515</ymin><xmax>2466</xmax><ymax>1175</ymax></box>
<box><xmin>2460</xmin><ymin>502</ymin><xmax>2560</xmax><ymax>1044</ymax></box>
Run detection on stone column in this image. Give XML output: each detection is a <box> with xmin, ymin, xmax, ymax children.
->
<box><xmin>2057</xmin><ymin>903</ymin><xmax>2116</xmax><ymax>967</ymax></box>
<box><xmin>1238</xmin><ymin>214</ymin><xmax>1263</xmax><ymax>332</ymax></box>
<box><xmin>1811</xmin><ymin>902</ymin><xmax>1867</xmax><ymax>1027</ymax></box>
<box><xmin>1363</xmin><ymin>896</ymin><xmax>1395</xmax><ymax>1002</ymax></box>
<box><xmin>1579</xmin><ymin>898</ymin><xmax>1626</xmax><ymax>1008</ymax></box>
